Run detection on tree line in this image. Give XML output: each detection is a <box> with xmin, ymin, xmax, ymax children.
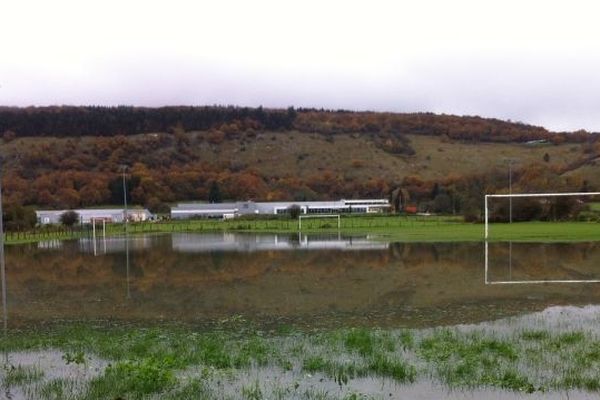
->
<box><xmin>0</xmin><ymin>105</ymin><xmax>297</xmax><ymax>137</ymax></box>
<box><xmin>294</xmin><ymin>110</ymin><xmax>596</xmax><ymax>144</ymax></box>
<box><xmin>2</xmin><ymin>106</ymin><xmax>597</xmax><ymax>144</ymax></box>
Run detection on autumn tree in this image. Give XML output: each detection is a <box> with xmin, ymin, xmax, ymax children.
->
<box><xmin>2</xmin><ymin>203</ymin><xmax>37</xmax><ymax>231</ymax></box>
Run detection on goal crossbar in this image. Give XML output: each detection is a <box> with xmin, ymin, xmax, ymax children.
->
<box><xmin>298</xmin><ymin>214</ymin><xmax>341</xmax><ymax>230</ymax></box>
<box><xmin>486</xmin><ymin>192</ymin><xmax>600</xmax><ymax>199</ymax></box>
<box><xmin>484</xmin><ymin>192</ymin><xmax>600</xmax><ymax>239</ymax></box>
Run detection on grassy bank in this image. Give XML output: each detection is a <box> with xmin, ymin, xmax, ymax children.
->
<box><xmin>2</xmin><ymin>308</ymin><xmax>600</xmax><ymax>399</ymax></box>
<box><xmin>4</xmin><ymin>215</ymin><xmax>600</xmax><ymax>245</ymax></box>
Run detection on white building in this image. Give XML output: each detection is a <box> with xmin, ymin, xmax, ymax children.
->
<box><xmin>36</xmin><ymin>208</ymin><xmax>152</xmax><ymax>225</ymax></box>
<box><xmin>171</xmin><ymin>199</ymin><xmax>390</xmax><ymax>219</ymax></box>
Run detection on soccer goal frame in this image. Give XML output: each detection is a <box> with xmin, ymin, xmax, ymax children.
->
<box><xmin>298</xmin><ymin>214</ymin><xmax>341</xmax><ymax>230</ymax></box>
<box><xmin>484</xmin><ymin>191</ymin><xmax>600</xmax><ymax>285</ymax></box>
<box><xmin>484</xmin><ymin>191</ymin><xmax>600</xmax><ymax>239</ymax></box>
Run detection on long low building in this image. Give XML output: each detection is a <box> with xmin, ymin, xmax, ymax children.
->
<box><xmin>36</xmin><ymin>208</ymin><xmax>152</xmax><ymax>225</ymax></box>
<box><xmin>171</xmin><ymin>199</ymin><xmax>390</xmax><ymax>219</ymax></box>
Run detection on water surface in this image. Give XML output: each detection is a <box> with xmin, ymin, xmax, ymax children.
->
<box><xmin>4</xmin><ymin>233</ymin><xmax>600</xmax><ymax>329</ymax></box>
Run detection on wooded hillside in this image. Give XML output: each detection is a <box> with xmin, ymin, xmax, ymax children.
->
<box><xmin>1</xmin><ymin>106</ymin><xmax>599</xmax><ymax>228</ymax></box>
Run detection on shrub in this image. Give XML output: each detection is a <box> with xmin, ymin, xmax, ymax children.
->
<box><xmin>288</xmin><ymin>204</ymin><xmax>301</xmax><ymax>219</ymax></box>
<box><xmin>60</xmin><ymin>210</ymin><xmax>79</xmax><ymax>227</ymax></box>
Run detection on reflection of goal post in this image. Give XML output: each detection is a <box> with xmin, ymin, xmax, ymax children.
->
<box><xmin>484</xmin><ymin>191</ymin><xmax>600</xmax><ymax>285</ymax></box>
<box><xmin>484</xmin><ymin>192</ymin><xmax>600</xmax><ymax>239</ymax></box>
<box><xmin>298</xmin><ymin>214</ymin><xmax>341</xmax><ymax>230</ymax></box>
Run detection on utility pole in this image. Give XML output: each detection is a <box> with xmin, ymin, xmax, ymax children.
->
<box><xmin>504</xmin><ymin>158</ymin><xmax>517</xmax><ymax>223</ymax></box>
<box><xmin>121</xmin><ymin>165</ymin><xmax>130</xmax><ymax>299</ymax></box>
<box><xmin>122</xmin><ymin>165</ymin><xmax>128</xmax><ymax>234</ymax></box>
<box><xmin>509</xmin><ymin>160</ymin><xmax>513</xmax><ymax>223</ymax></box>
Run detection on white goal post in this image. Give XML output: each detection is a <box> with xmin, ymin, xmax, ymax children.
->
<box><xmin>484</xmin><ymin>192</ymin><xmax>600</xmax><ymax>240</ymax></box>
<box><xmin>298</xmin><ymin>214</ymin><xmax>341</xmax><ymax>230</ymax></box>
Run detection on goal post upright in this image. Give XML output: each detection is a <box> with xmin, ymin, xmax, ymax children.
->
<box><xmin>484</xmin><ymin>195</ymin><xmax>489</xmax><ymax>240</ymax></box>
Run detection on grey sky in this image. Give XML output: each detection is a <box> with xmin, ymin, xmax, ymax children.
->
<box><xmin>2</xmin><ymin>0</ymin><xmax>600</xmax><ymax>131</ymax></box>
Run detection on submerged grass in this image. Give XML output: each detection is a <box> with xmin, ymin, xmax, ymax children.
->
<box><xmin>33</xmin><ymin>378</ymin><xmax>81</xmax><ymax>400</ymax></box>
<box><xmin>87</xmin><ymin>358</ymin><xmax>177</xmax><ymax>398</ymax></box>
<box><xmin>4</xmin><ymin>313</ymin><xmax>600</xmax><ymax>398</ymax></box>
<box><xmin>1</xmin><ymin>364</ymin><xmax>44</xmax><ymax>387</ymax></box>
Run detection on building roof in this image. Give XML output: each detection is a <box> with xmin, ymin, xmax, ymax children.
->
<box><xmin>173</xmin><ymin>199</ymin><xmax>390</xmax><ymax>210</ymax></box>
<box><xmin>173</xmin><ymin>203</ymin><xmax>238</xmax><ymax>210</ymax></box>
<box><xmin>36</xmin><ymin>208</ymin><xmax>151</xmax><ymax>216</ymax></box>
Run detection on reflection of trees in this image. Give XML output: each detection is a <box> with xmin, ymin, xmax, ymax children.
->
<box><xmin>210</xmin><ymin>251</ymin><xmax>225</xmax><ymax>270</ymax></box>
<box><xmin>111</xmin><ymin>253</ymin><xmax>143</xmax><ymax>278</ymax></box>
<box><xmin>5</xmin><ymin>241</ymin><xmax>600</xmax><ymax>324</ymax></box>
<box><xmin>491</xmin><ymin>242</ymin><xmax>600</xmax><ymax>279</ymax></box>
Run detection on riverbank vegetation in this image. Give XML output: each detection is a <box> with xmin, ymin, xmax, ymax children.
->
<box><xmin>2</xmin><ymin>307</ymin><xmax>600</xmax><ymax>399</ymax></box>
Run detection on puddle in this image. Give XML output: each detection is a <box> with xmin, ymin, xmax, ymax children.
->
<box><xmin>0</xmin><ymin>350</ymin><xmax>108</xmax><ymax>400</ymax></box>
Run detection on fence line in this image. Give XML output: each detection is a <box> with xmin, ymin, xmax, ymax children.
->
<box><xmin>3</xmin><ymin>215</ymin><xmax>457</xmax><ymax>243</ymax></box>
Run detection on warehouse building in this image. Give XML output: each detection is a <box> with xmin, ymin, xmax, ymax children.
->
<box><xmin>36</xmin><ymin>208</ymin><xmax>152</xmax><ymax>225</ymax></box>
<box><xmin>171</xmin><ymin>199</ymin><xmax>390</xmax><ymax>219</ymax></box>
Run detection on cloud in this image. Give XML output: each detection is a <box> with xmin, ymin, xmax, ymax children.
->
<box><xmin>1</xmin><ymin>0</ymin><xmax>599</xmax><ymax>131</ymax></box>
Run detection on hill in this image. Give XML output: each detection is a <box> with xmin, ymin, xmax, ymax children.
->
<box><xmin>1</xmin><ymin>106</ymin><xmax>599</xmax><ymax>226</ymax></box>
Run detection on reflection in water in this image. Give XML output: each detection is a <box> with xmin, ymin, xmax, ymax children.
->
<box><xmin>5</xmin><ymin>234</ymin><xmax>600</xmax><ymax>329</ymax></box>
<box><xmin>486</xmin><ymin>241</ymin><xmax>600</xmax><ymax>284</ymax></box>
<box><xmin>171</xmin><ymin>233</ymin><xmax>388</xmax><ymax>252</ymax></box>
<box><xmin>1</xmin><ymin>172</ymin><xmax>7</xmax><ymax>365</ymax></box>
<box><xmin>78</xmin><ymin>236</ymin><xmax>152</xmax><ymax>254</ymax></box>
<box><xmin>37</xmin><ymin>239</ymin><xmax>63</xmax><ymax>250</ymax></box>
<box><xmin>125</xmin><ymin>234</ymin><xmax>131</xmax><ymax>299</ymax></box>
<box><xmin>76</xmin><ymin>233</ymin><xmax>384</xmax><ymax>254</ymax></box>
<box><xmin>1</xmin><ymin>233</ymin><xmax>5</xmax><ymax>337</ymax></box>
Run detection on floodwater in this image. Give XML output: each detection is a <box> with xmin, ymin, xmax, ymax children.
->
<box><xmin>4</xmin><ymin>233</ymin><xmax>600</xmax><ymax>329</ymax></box>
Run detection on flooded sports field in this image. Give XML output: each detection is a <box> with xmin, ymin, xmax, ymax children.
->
<box><xmin>3</xmin><ymin>233</ymin><xmax>600</xmax><ymax>399</ymax></box>
<box><xmin>4</xmin><ymin>233</ymin><xmax>600</xmax><ymax>328</ymax></box>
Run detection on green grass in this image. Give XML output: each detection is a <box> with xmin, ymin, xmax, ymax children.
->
<box><xmin>87</xmin><ymin>358</ymin><xmax>177</xmax><ymax>398</ymax></box>
<box><xmin>379</xmin><ymin>220</ymin><xmax>600</xmax><ymax>242</ymax></box>
<box><xmin>5</xmin><ymin>215</ymin><xmax>600</xmax><ymax>245</ymax></box>
<box><xmin>5</xmin><ymin>321</ymin><xmax>600</xmax><ymax>398</ymax></box>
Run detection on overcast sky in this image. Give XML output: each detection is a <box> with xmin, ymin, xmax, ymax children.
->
<box><xmin>1</xmin><ymin>0</ymin><xmax>600</xmax><ymax>132</ymax></box>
